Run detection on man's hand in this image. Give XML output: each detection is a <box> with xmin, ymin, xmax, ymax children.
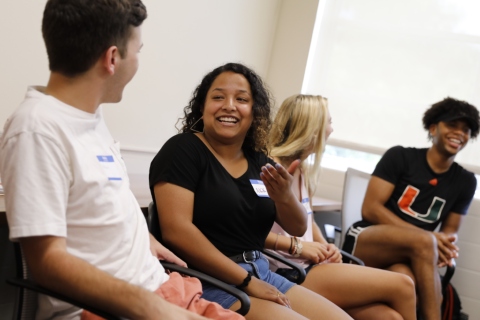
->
<box><xmin>433</xmin><ymin>232</ymin><xmax>458</xmax><ymax>267</ymax></box>
<box><xmin>149</xmin><ymin>234</ymin><xmax>187</xmax><ymax>267</ymax></box>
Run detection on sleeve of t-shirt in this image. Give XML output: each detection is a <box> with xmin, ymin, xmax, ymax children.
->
<box><xmin>149</xmin><ymin>134</ymin><xmax>204</xmax><ymax>195</ymax></box>
<box><xmin>451</xmin><ymin>170</ymin><xmax>477</xmax><ymax>215</ymax></box>
<box><xmin>372</xmin><ymin>145</ymin><xmax>406</xmax><ymax>186</ymax></box>
<box><xmin>2</xmin><ymin>132</ymin><xmax>71</xmax><ymax>240</ymax></box>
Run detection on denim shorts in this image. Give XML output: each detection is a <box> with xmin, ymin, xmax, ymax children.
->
<box><xmin>201</xmin><ymin>252</ymin><xmax>296</xmax><ymax>309</ymax></box>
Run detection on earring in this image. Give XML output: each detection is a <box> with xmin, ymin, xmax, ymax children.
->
<box><xmin>189</xmin><ymin>116</ymin><xmax>204</xmax><ymax>133</ymax></box>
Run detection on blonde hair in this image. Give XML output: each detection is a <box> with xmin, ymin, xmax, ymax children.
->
<box><xmin>269</xmin><ymin>94</ymin><xmax>329</xmax><ymax>198</ymax></box>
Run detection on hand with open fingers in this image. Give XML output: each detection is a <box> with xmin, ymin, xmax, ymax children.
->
<box><xmin>325</xmin><ymin>243</ymin><xmax>343</xmax><ymax>264</ymax></box>
<box><xmin>244</xmin><ymin>276</ymin><xmax>291</xmax><ymax>308</ymax></box>
<box><xmin>260</xmin><ymin>160</ymin><xmax>301</xmax><ymax>203</ymax></box>
<box><xmin>299</xmin><ymin>241</ymin><xmax>329</xmax><ymax>264</ymax></box>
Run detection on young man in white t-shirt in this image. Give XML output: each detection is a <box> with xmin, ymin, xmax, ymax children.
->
<box><xmin>0</xmin><ymin>1</ymin><xmax>242</xmax><ymax>319</ymax></box>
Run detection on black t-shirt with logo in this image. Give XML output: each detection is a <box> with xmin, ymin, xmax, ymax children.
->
<box><xmin>372</xmin><ymin>146</ymin><xmax>476</xmax><ymax>231</ymax></box>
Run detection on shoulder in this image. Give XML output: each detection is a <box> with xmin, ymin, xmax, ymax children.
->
<box><xmin>160</xmin><ymin>133</ymin><xmax>204</xmax><ymax>153</ymax></box>
<box><xmin>245</xmin><ymin>149</ymin><xmax>274</xmax><ymax>167</ymax></box>
<box><xmin>451</xmin><ymin>163</ymin><xmax>477</xmax><ymax>189</ymax></box>
<box><xmin>163</xmin><ymin>132</ymin><xmax>196</xmax><ymax>145</ymax></box>
<box><xmin>2</xmin><ymin>86</ymin><xmax>92</xmax><ymax>144</ymax></box>
<box><xmin>381</xmin><ymin>145</ymin><xmax>404</xmax><ymax>158</ymax></box>
<box><xmin>3</xmin><ymin>88</ymin><xmax>55</xmax><ymax>137</ymax></box>
<box><xmin>383</xmin><ymin>145</ymin><xmax>421</xmax><ymax>156</ymax></box>
<box><xmin>151</xmin><ymin>133</ymin><xmax>206</xmax><ymax>168</ymax></box>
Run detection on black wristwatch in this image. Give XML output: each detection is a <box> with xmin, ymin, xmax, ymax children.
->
<box><xmin>236</xmin><ymin>272</ymin><xmax>252</xmax><ymax>289</ymax></box>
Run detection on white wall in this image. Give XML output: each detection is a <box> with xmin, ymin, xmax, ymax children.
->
<box><xmin>266</xmin><ymin>0</ymin><xmax>319</xmax><ymax>108</ymax></box>
<box><xmin>0</xmin><ymin>0</ymin><xmax>285</xmax><ymax>159</ymax></box>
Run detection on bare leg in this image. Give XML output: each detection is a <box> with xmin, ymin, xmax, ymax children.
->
<box><xmin>347</xmin><ymin>303</ymin><xmax>402</xmax><ymax>320</ymax></box>
<box><xmin>387</xmin><ymin>263</ymin><xmax>415</xmax><ymax>285</ymax></box>
<box><xmin>286</xmin><ymin>285</ymin><xmax>353</xmax><ymax>320</ymax></box>
<box><xmin>301</xmin><ymin>263</ymin><xmax>416</xmax><ymax>320</ymax></box>
<box><xmin>353</xmin><ymin>224</ymin><xmax>441</xmax><ymax>320</ymax></box>
<box><xmin>230</xmin><ymin>285</ymin><xmax>352</xmax><ymax>320</ymax></box>
<box><xmin>231</xmin><ymin>296</ymin><xmax>309</xmax><ymax>320</ymax></box>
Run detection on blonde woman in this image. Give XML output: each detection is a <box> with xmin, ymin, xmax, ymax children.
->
<box><xmin>265</xmin><ymin>94</ymin><xmax>416</xmax><ymax>320</ymax></box>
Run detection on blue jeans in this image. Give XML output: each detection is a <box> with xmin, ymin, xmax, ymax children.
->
<box><xmin>201</xmin><ymin>252</ymin><xmax>296</xmax><ymax>309</ymax></box>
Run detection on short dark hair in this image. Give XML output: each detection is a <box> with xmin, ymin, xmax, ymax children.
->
<box><xmin>423</xmin><ymin>97</ymin><xmax>480</xmax><ymax>139</ymax></box>
<box><xmin>42</xmin><ymin>0</ymin><xmax>147</xmax><ymax>77</ymax></box>
<box><xmin>178</xmin><ymin>62</ymin><xmax>273</xmax><ymax>154</ymax></box>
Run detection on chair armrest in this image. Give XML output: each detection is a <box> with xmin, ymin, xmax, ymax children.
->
<box><xmin>7</xmin><ymin>278</ymin><xmax>121</xmax><ymax>320</ymax></box>
<box><xmin>340</xmin><ymin>250</ymin><xmax>365</xmax><ymax>266</ymax></box>
<box><xmin>324</xmin><ymin>223</ymin><xmax>341</xmax><ymax>244</ymax></box>
<box><xmin>260</xmin><ymin>249</ymin><xmax>306</xmax><ymax>285</ymax></box>
<box><xmin>161</xmin><ymin>262</ymin><xmax>250</xmax><ymax>316</ymax></box>
<box><xmin>441</xmin><ymin>259</ymin><xmax>456</xmax><ymax>293</ymax></box>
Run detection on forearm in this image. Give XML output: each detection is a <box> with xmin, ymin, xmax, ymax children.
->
<box><xmin>312</xmin><ymin>221</ymin><xmax>328</xmax><ymax>245</ymax></box>
<box><xmin>265</xmin><ymin>232</ymin><xmax>295</xmax><ymax>253</ymax></box>
<box><xmin>274</xmin><ymin>192</ymin><xmax>307</xmax><ymax>236</ymax></box>
<box><xmin>162</xmin><ymin>223</ymin><xmax>250</xmax><ymax>286</ymax></box>
<box><xmin>362</xmin><ymin>202</ymin><xmax>416</xmax><ymax>228</ymax></box>
<box><xmin>21</xmin><ymin>237</ymin><xmax>163</xmax><ymax>319</ymax></box>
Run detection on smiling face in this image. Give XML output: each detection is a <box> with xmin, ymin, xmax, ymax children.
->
<box><xmin>201</xmin><ymin>71</ymin><xmax>254</xmax><ymax>145</ymax></box>
<box><xmin>430</xmin><ymin>119</ymin><xmax>471</xmax><ymax>157</ymax></box>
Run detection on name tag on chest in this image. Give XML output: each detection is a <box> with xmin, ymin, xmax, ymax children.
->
<box><xmin>250</xmin><ymin>179</ymin><xmax>269</xmax><ymax>198</ymax></box>
<box><xmin>97</xmin><ymin>155</ymin><xmax>122</xmax><ymax>181</ymax></box>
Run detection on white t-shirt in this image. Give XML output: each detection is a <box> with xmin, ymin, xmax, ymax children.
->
<box><xmin>269</xmin><ymin>171</ymin><xmax>314</xmax><ymax>270</ymax></box>
<box><xmin>0</xmin><ymin>87</ymin><xmax>169</xmax><ymax>319</ymax></box>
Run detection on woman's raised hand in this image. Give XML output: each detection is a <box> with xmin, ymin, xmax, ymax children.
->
<box><xmin>260</xmin><ymin>160</ymin><xmax>301</xmax><ymax>203</ymax></box>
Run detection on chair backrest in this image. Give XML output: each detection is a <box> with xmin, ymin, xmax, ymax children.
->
<box><xmin>1</xmin><ymin>224</ymin><xmax>23</xmax><ymax>320</ymax></box>
<box><xmin>340</xmin><ymin>167</ymin><xmax>371</xmax><ymax>247</ymax></box>
<box><xmin>147</xmin><ymin>202</ymin><xmax>162</xmax><ymax>241</ymax></box>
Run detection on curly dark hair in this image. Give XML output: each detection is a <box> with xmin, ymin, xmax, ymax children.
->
<box><xmin>423</xmin><ymin>97</ymin><xmax>480</xmax><ymax>139</ymax></box>
<box><xmin>177</xmin><ymin>62</ymin><xmax>273</xmax><ymax>154</ymax></box>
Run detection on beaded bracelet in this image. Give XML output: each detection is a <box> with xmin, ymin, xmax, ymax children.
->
<box><xmin>288</xmin><ymin>236</ymin><xmax>294</xmax><ymax>254</ymax></box>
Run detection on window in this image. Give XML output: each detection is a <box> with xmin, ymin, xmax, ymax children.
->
<box><xmin>303</xmin><ymin>0</ymin><xmax>480</xmax><ymax>177</ymax></box>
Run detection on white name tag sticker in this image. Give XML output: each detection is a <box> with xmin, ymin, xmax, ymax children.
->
<box><xmin>97</xmin><ymin>155</ymin><xmax>122</xmax><ymax>181</ymax></box>
<box><xmin>250</xmin><ymin>179</ymin><xmax>269</xmax><ymax>198</ymax></box>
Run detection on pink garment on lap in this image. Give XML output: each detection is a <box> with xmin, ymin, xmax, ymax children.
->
<box><xmin>81</xmin><ymin>272</ymin><xmax>244</xmax><ymax>320</ymax></box>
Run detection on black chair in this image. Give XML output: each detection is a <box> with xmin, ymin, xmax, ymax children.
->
<box><xmin>147</xmin><ymin>202</ymin><xmax>311</xmax><ymax>312</ymax></box>
<box><xmin>6</xmin><ymin>242</ymin><xmax>121</xmax><ymax>320</ymax></box>
<box><xmin>146</xmin><ymin>202</ymin><xmax>251</xmax><ymax>315</ymax></box>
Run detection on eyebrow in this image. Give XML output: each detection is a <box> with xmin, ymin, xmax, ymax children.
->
<box><xmin>211</xmin><ymin>88</ymin><xmax>251</xmax><ymax>95</ymax></box>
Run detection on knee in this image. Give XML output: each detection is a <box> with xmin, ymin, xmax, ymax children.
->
<box><xmin>396</xmin><ymin>273</ymin><xmax>416</xmax><ymax>301</ymax></box>
<box><xmin>380</xmin><ymin>309</ymin><xmax>403</xmax><ymax>320</ymax></box>
<box><xmin>412</xmin><ymin>231</ymin><xmax>437</xmax><ymax>258</ymax></box>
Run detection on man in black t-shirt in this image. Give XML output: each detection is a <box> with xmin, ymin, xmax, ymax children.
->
<box><xmin>343</xmin><ymin>97</ymin><xmax>479</xmax><ymax>320</ymax></box>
